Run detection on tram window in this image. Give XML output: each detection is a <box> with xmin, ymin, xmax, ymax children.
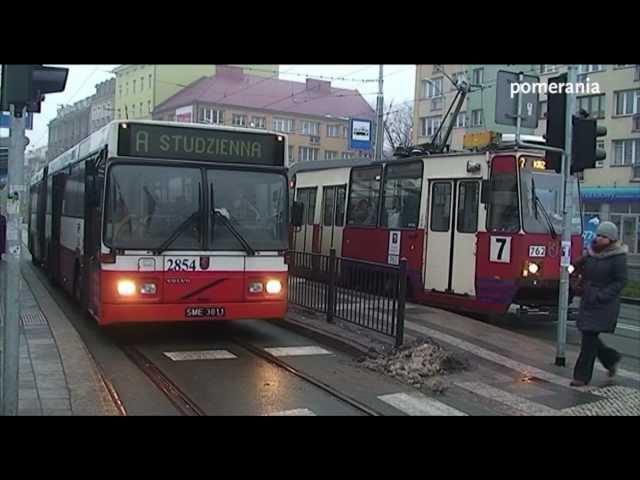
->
<box><xmin>382</xmin><ymin>162</ymin><xmax>423</xmax><ymax>229</ymax></box>
<box><xmin>457</xmin><ymin>181</ymin><xmax>479</xmax><ymax>233</ymax></box>
<box><xmin>323</xmin><ymin>186</ymin><xmax>336</xmax><ymax>227</ymax></box>
<box><xmin>430</xmin><ymin>182</ymin><xmax>452</xmax><ymax>232</ymax></box>
<box><xmin>296</xmin><ymin>188</ymin><xmax>317</xmax><ymax>226</ymax></box>
<box><xmin>347</xmin><ymin>166</ymin><xmax>382</xmax><ymax>226</ymax></box>
<box><xmin>487</xmin><ymin>172</ymin><xmax>520</xmax><ymax>233</ymax></box>
<box><xmin>335</xmin><ymin>186</ymin><xmax>346</xmax><ymax>227</ymax></box>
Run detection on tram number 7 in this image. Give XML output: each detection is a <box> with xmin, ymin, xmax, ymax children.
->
<box><xmin>490</xmin><ymin>236</ymin><xmax>511</xmax><ymax>263</ymax></box>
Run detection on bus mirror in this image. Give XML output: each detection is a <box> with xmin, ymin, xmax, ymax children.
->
<box><xmin>291</xmin><ymin>201</ymin><xmax>304</xmax><ymax>227</ymax></box>
<box><xmin>481</xmin><ymin>180</ymin><xmax>492</xmax><ymax>204</ymax></box>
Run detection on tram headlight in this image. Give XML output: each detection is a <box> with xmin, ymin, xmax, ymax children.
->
<box><xmin>117</xmin><ymin>280</ymin><xmax>136</xmax><ymax>296</ymax></box>
<box><xmin>265</xmin><ymin>279</ymin><xmax>282</xmax><ymax>295</ymax></box>
<box><xmin>568</xmin><ymin>264</ymin><xmax>575</xmax><ymax>274</ymax></box>
<box><xmin>522</xmin><ymin>261</ymin><xmax>541</xmax><ymax>277</ymax></box>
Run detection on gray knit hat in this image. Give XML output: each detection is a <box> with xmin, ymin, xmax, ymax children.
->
<box><xmin>596</xmin><ymin>221</ymin><xmax>618</xmax><ymax>241</ymax></box>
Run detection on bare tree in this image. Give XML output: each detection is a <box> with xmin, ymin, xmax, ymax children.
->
<box><xmin>383</xmin><ymin>100</ymin><xmax>414</xmax><ymax>156</ymax></box>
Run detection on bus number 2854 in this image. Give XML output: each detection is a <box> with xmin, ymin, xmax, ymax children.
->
<box><xmin>166</xmin><ymin>259</ymin><xmax>197</xmax><ymax>271</ymax></box>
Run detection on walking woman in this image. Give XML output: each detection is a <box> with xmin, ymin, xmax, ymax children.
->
<box><xmin>571</xmin><ymin>221</ymin><xmax>628</xmax><ymax>387</ymax></box>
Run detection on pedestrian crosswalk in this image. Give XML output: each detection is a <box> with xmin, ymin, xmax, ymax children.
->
<box><xmin>161</xmin><ymin>342</ymin><xmax>640</xmax><ymax>416</ymax></box>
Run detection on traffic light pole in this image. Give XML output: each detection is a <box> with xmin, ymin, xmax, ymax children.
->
<box><xmin>1</xmin><ymin>105</ymin><xmax>26</xmax><ymax>416</ymax></box>
<box><xmin>555</xmin><ymin>65</ymin><xmax>577</xmax><ymax>367</ymax></box>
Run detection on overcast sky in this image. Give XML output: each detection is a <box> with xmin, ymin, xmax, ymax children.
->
<box><xmin>7</xmin><ymin>65</ymin><xmax>415</xmax><ymax>152</ymax></box>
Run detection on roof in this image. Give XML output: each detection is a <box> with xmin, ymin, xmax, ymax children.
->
<box><xmin>154</xmin><ymin>67</ymin><xmax>376</xmax><ymax>121</ymax></box>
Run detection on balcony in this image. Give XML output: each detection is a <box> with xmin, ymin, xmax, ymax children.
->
<box><xmin>431</xmin><ymin>97</ymin><xmax>444</xmax><ymax>111</ymax></box>
<box><xmin>633</xmin><ymin>114</ymin><xmax>640</xmax><ymax>132</ymax></box>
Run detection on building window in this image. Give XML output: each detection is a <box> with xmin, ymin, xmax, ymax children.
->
<box><xmin>148</xmin><ymin>100</ymin><xmax>152</xmax><ymax>116</ymax></box>
<box><xmin>199</xmin><ymin>107</ymin><xmax>223</xmax><ymax>124</ymax></box>
<box><xmin>455</xmin><ymin>111</ymin><xmax>467</xmax><ymax>128</ymax></box>
<box><xmin>539</xmin><ymin>100</ymin><xmax>548</xmax><ymax>119</ymax></box>
<box><xmin>472</xmin><ymin>68</ymin><xmax>484</xmax><ymax>85</ymax></box>
<box><xmin>133</xmin><ymin>80</ymin><xmax>136</xmax><ymax>94</ymax></box>
<box><xmin>148</xmin><ymin>74</ymin><xmax>152</xmax><ymax>89</ymax></box>
<box><xmin>450</xmin><ymin>72</ymin><xmax>464</xmax><ymax>90</ymax></box>
<box><xmin>612</xmin><ymin>139</ymin><xmax>640</xmax><ymax>166</ymax></box>
<box><xmin>250</xmin><ymin>116</ymin><xmax>266</xmax><ymax>129</ymax></box>
<box><xmin>343</xmin><ymin>126</ymin><xmax>349</xmax><ymax>138</ymax></box>
<box><xmin>423</xmin><ymin>78</ymin><xmax>443</xmax><ymax>98</ymax></box>
<box><xmin>119</xmin><ymin>84</ymin><xmax>122</xmax><ymax>97</ymax></box>
<box><xmin>579</xmin><ymin>65</ymin><xmax>605</xmax><ymax>74</ymax></box>
<box><xmin>299</xmin><ymin>147</ymin><xmax>319</xmax><ymax>162</ymax></box>
<box><xmin>421</xmin><ymin>116</ymin><xmax>441</xmax><ymax>138</ymax></box>
<box><xmin>288</xmin><ymin>146</ymin><xmax>294</xmax><ymax>163</ymax></box>
<box><xmin>325</xmin><ymin>150</ymin><xmax>338</xmax><ymax>160</ymax></box>
<box><xmin>431</xmin><ymin>97</ymin><xmax>444</xmax><ymax>110</ymax></box>
<box><xmin>327</xmin><ymin>124</ymin><xmax>342</xmax><ymax>137</ymax></box>
<box><xmin>126</xmin><ymin>82</ymin><xmax>129</xmax><ymax>95</ymax></box>
<box><xmin>140</xmin><ymin>102</ymin><xmax>143</xmax><ymax>115</ymax></box>
<box><xmin>471</xmin><ymin>109</ymin><xmax>484</xmax><ymax>127</ymax></box>
<box><xmin>131</xmin><ymin>104</ymin><xmax>136</xmax><ymax>118</ymax></box>
<box><xmin>301</xmin><ymin>120</ymin><xmax>320</xmax><ymax>136</ymax></box>
<box><xmin>140</xmin><ymin>77</ymin><xmax>144</xmax><ymax>91</ymax></box>
<box><xmin>576</xmin><ymin>94</ymin><xmax>605</xmax><ymax>119</ymax></box>
<box><xmin>614</xmin><ymin>89</ymin><xmax>639</xmax><ymax>116</ymax></box>
<box><xmin>273</xmin><ymin>117</ymin><xmax>294</xmax><ymax>133</ymax></box>
<box><xmin>232</xmin><ymin>114</ymin><xmax>247</xmax><ymax>127</ymax></box>
<box><xmin>342</xmin><ymin>152</ymin><xmax>354</xmax><ymax>159</ymax></box>
<box><xmin>540</xmin><ymin>65</ymin><xmax>557</xmax><ymax>74</ymax></box>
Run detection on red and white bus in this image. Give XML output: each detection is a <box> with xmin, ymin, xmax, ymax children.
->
<box><xmin>29</xmin><ymin>120</ymin><xmax>290</xmax><ymax>325</ymax></box>
<box><xmin>289</xmin><ymin>143</ymin><xmax>583</xmax><ymax>318</ymax></box>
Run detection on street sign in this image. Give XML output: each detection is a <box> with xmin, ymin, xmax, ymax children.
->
<box><xmin>1</xmin><ymin>112</ymin><xmax>33</xmax><ymax>130</ymax></box>
<box><xmin>495</xmin><ymin>70</ymin><xmax>540</xmax><ymax>129</ymax></box>
<box><xmin>349</xmin><ymin>118</ymin><xmax>373</xmax><ymax>151</ymax></box>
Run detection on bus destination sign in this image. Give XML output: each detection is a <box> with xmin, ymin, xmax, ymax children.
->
<box><xmin>117</xmin><ymin>123</ymin><xmax>285</xmax><ymax>166</ymax></box>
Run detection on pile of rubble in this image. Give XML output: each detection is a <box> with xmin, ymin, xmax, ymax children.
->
<box><xmin>360</xmin><ymin>339</ymin><xmax>468</xmax><ymax>393</ymax></box>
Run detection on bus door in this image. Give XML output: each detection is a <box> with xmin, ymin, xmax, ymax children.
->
<box><xmin>86</xmin><ymin>157</ymin><xmax>105</xmax><ymax>315</ymax></box>
<box><xmin>425</xmin><ymin>179</ymin><xmax>480</xmax><ymax>296</ymax></box>
<box><xmin>320</xmin><ymin>185</ymin><xmax>347</xmax><ymax>256</ymax></box>
<box><xmin>294</xmin><ymin>187</ymin><xmax>317</xmax><ymax>253</ymax></box>
<box><xmin>49</xmin><ymin>172</ymin><xmax>66</xmax><ymax>284</ymax></box>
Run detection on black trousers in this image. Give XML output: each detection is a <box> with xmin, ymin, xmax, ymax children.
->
<box><xmin>573</xmin><ymin>331</ymin><xmax>620</xmax><ymax>384</ymax></box>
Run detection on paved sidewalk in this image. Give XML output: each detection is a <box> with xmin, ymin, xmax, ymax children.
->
<box><xmin>283</xmin><ymin>301</ymin><xmax>640</xmax><ymax>416</ymax></box>
<box><xmin>1</xmin><ymin>235</ymin><xmax>120</xmax><ymax>416</ymax></box>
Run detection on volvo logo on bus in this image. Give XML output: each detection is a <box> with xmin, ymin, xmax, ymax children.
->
<box><xmin>200</xmin><ymin>257</ymin><xmax>210</xmax><ymax>270</ymax></box>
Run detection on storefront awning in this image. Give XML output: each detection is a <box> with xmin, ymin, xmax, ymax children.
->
<box><xmin>581</xmin><ymin>186</ymin><xmax>640</xmax><ymax>203</ymax></box>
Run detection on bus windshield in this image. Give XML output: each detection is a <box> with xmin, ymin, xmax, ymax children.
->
<box><xmin>104</xmin><ymin>164</ymin><xmax>288</xmax><ymax>251</ymax></box>
<box><xmin>520</xmin><ymin>170</ymin><xmax>582</xmax><ymax>235</ymax></box>
<box><xmin>208</xmin><ymin>169</ymin><xmax>287</xmax><ymax>251</ymax></box>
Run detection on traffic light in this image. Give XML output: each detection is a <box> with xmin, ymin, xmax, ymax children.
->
<box><xmin>1</xmin><ymin>64</ymin><xmax>68</xmax><ymax>114</ymax></box>
<box><xmin>544</xmin><ymin>73</ymin><xmax>567</xmax><ymax>173</ymax></box>
<box><xmin>571</xmin><ymin>112</ymin><xmax>607</xmax><ymax>174</ymax></box>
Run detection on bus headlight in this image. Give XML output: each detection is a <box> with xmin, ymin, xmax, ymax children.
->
<box><xmin>568</xmin><ymin>264</ymin><xmax>575</xmax><ymax>274</ymax></box>
<box><xmin>265</xmin><ymin>280</ymin><xmax>282</xmax><ymax>295</ymax></box>
<box><xmin>140</xmin><ymin>283</ymin><xmax>157</xmax><ymax>295</ymax></box>
<box><xmin>117</xmin><ymin>280</ymin><xmax>136</xmax><ymax>296</ymax></box>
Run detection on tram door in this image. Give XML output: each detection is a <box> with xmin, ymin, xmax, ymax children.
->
<box><xmin>294</xmin><ymin>187</ymin><xmax>317</xmax><ymax>253</ymax></box>
<box><xmin>320</xmin><ymin>185</ymin><xmax>347</xmax><ymax>256</ymax></box>
<box><xmin>424</xmin><ymin>179</ymin><xmax>480</xmax><ymax>296</ymax></box>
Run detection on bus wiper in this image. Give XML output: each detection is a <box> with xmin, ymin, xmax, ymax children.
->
<box><xmin>213</xmin><ymin>210</ymin><xmax>256</xmax><ymax>256</ymax></box>
<box><xmin>154</xmin><ymin>210</ymin><xmax>201</xmax><ymax>255</ymax></box>
<box><xmin>155</xmin><ymin>184</ymin><xmax>202</xmax><ymax>255</ymax></box>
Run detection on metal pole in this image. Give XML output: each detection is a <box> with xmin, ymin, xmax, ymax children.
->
<box><xmin>515</xmin><ymin>72</ymin><xmax>524</xmax><ymax>145</ymax></box>
<box><xmin>395</xmin><ymin>258</ymin><xmax>407</xmax><ymax>349</ymax></box>
<box><xmin>375</xmin><ymin>65</ymin><xmax>384</xmax><ymax>163</ymax></box>
<box><xmin>556</xmin><ymin>65</ymin><xmax>577</xmax><ymax>367</ymax></box>
<box><xmin>327</xmin><ymin>248</ymin><xmax>336</xmax><ymax>323</ymax></box>
<box><xmin>2</xmin><ymin>105</ymin><xmax>26</xmax><ymax>415</ymax></box>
